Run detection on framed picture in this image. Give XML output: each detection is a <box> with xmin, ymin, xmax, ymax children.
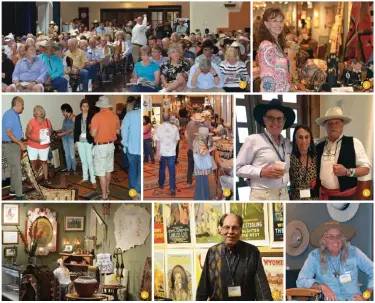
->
<box><xmin>64</xmin><ymin>216</ymin><xmax>85</xmax><ymax>231</ymax></box>
<box><xmin>4</xmin><ymin>246</ymin><xmax>17</xmax><ymax>258</ymax></box>
<box><xmin>2</xmin><ymin>231</ymin><xmax>19</xmax><ymax>244</ymax></box>
<box><xmin>2</xmin><ymin>204</ymin><xmax>20</xmax><ymax>226</ymax></box>
<box><xmin>63</xmin><ymin>244</ymin><xmax>73</xmax><ymax>253</ymax></box>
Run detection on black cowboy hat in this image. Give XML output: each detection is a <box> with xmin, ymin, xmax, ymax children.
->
<box><xmin>253</xmin><ymin>99</ymin><xmax>296</xmax><ymax>129</ymax></box>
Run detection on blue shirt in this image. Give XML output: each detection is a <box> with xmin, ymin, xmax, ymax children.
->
<box><xmin>121</xmin><ymin>109</ymin><xmax>141</xmax><ymax>155</ymax></box>
<box><xmin>2</xmin><ymin>108</ymin><xmax>23</xmax><ymax>141</ymax></box>
<box><xmin>187</xmin><ymin>62</ymin><xmax>224</xmax><ymax>89</ymax></box>
<box><xmin>296</xmin><ymin>245</ymin><xmax>374</xmax><ymax>300</ymax></box>
<box><xmin>134</xmin><ymin>61</ymin><xmax>160</xmax><ymax>86</ymax></box>
<box><xmin>86</xmin><ymin>47</ymin><xmax>105</xmax><ymax>61</ymax></box>
<box><xmin>38</xmin><ymin>53</ymin><xmax>64</xmax><ymax>80</ymax></box>
<box><xmin>126</xmin><ymin>40</ymin><xmax>132</xmax><ymax>55</ymax></box>
<box><xmin>96</xmin><ymin>27</ymin><xmax>106</xmax><ymax>35</ymax></box>
<box><xmin>12</xmin><ymin>57</ymin><xmax>48</xmax><ymax>83</ymax></box>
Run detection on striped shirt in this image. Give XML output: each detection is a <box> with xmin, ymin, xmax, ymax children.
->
<box><xmin>219</xmin><ymin>60</ymin><xmax>249</xmax><ymax>87</ymax></box>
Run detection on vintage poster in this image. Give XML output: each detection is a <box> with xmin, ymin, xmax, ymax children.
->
<box><xmin>166</xmin><ymin>251</ymin><xmax>194</xmax><ymax>301</ymax></box>
<box><xmin>229</xmin><ymin>203</ymin><xmax>269</xmax><ymax>246</ymax></box>
<box><xmin>154</xmin><ymin>203</ymin><xmax>164</xmax><ymax>244</ymax></box>
<box><xmin>194</xmin><ymin>203</ymin><xmax>224</xmax><ymax>246</ymax></box>
<box><xmin>154</xmin><ymin>250</ymin><xmax>165</xmax><ymax>299</ymax></box>
<box><xmin>262</xmin><ymin>257</ymin><xmax>284</xmax><ymax>301</ymax></box>
<box><xmin>165</xmin><ymin>203</ymin><xmax>192</xmax><ymax>245</ymax></box>
<box><xmin>194</xmin><ymin>249</ymin><xmax>208</xmax><ymax>292</ymax></box>
<box><xmin>269</xmin><ymin>203</ymin><xmax>284</xmax><ymax>247</ymax></box>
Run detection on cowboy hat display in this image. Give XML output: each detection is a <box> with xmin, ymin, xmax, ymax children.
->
<box><xmin>310</xmin><ymin>220</ymin><xmax>356</xmax><ymax>248</ymax></box>
<box><xmin>316</xmin><ymin>107</ymin><xmax>352</xmax><ymax>126</ymax></box>
<box><xmin>194</xmin><ymin>127</ymin><xmax>214</xmax><ymax>137</ymax></box>
<box><xmin>95</xmin><ymin>96</ymin><xmax>112</xmax><ymax>108</ymax></box>
<box><xmin>253</xmin><ymin>99</ymin><xmax>296</xmax><ymax>129</ymax></box>
<box><xmin>286</xmin><ymin>220</ymin><xmax>310</xmax><ymax>256</ymax></box>
<box><xmin>327</xmin><ymin>203</ymin><xmax>359</xmax><ymax>223</ymax></box>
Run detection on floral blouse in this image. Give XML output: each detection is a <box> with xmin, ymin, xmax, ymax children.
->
<box><xmin>160</xmin><ymin>59</ymin><xmax>190</xmax><ymax>83</ymax></box>
<box><xmin>193</xmin><ymin>139</ymin><xmax>212</xmax><ymax>176</ymax></box>
<box><xmin>258</xmin><ymin>40</ymin><xmax>291</xmax><ymax>92</ymax></box>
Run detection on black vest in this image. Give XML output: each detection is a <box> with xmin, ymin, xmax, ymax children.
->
<box><xmin>316</xmin><ymin>136</ymin><xmax>357</xmax><ymax>192</ymax></box>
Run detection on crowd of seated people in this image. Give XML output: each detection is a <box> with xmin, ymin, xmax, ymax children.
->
<box><xmin>2</xmin><ymin>16</ymin><xmax>250</xmax><ymax>92</ymax></box>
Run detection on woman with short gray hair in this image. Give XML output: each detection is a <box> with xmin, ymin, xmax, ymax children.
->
<box><xmin>187</xmin><ymin>57</ymin><xmax>224</xmax><ymax>92</ymax></box>
<box><xmin>26</xmin><ymin>105</ymin><xmax>53</xmax><ymax>185</ymax></box>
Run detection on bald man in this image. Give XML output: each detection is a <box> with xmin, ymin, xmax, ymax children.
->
<box><xmin>2</xmin><ymin>97</ymin><xmax>26</xmax><ymax>199</ymax></box>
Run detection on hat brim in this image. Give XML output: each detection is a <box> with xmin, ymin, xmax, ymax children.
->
<box><xmin>286</xmin><ymin>220</ymin><xmax>310</xmax><ymax>256</ymax></box>
<box><xmin>95</xmin><ymin>102</ymin><xmax>111</xmax><ymax>108</ymax></box>
<box><xmin>327</xmin><ymin>203</ymin><xmax>359</xmax><ymax>223</ymax></box>
<box><xmin>253</xmin><ymin>103</ymin><xmax>296</xmax><ymax>129</ymax></box>
<box><xmin>316</xmin><ymin>115</ymin><xmax>352</xmax><ymax>127</ymax></box>
<box><xmin>310</xmin><ymin>222</ymin><xmax>356</xmax><ymax>248</ymax></box>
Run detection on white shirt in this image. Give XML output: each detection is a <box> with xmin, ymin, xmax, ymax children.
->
<box><xmin>320</xmin><ymin>134</ymin><xmax>371</xmax><ymax>189</ymax></box>
<box><xmin>131</xmin><ymin>17</ymin><xmax>148</xmax><ymax>46</ymax></box>
<box><xmin>115</xmin><ymin>40</ymin><xmax>130</xmax><ymax>57</ymax></box>
<box><xmin>53</xmin><ymin>267</ymin><xmax>71</xmax><ymax>285</ymax></box>
<box><xmin>155</xmin><ymin>122</ymin><xmax>180</xmax><ymax>157</ymax></box>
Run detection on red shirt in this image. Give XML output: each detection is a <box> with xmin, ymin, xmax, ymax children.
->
<box><xmin>27</xmin><ymin>118</ymin><xmax>51</xmax><ymax>149</ymax></box>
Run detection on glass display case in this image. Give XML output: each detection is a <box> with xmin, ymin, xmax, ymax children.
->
<box><xmin>2</xmin><ymin>264</ymin><xmax>25</xmax><ymax>301</ymax></box>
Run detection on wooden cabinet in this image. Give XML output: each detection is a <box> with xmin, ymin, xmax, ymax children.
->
<box><xmin>59</xmin><ymin>254</ymin><xmax>94</xmax><ymax>281</ymax></box>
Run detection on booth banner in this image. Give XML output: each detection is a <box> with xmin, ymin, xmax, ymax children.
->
<box><xmin>165</xmin><ymin>203</ymin><xmax>192</xmax><ymax>245</ymax></box>
<box><xmin>166</xmin><ymin>251</ymin><xmax>194</xmax><ymax>301</ymax></box>
<box><xmin>262</xmin><ymin>257</ymin><xmax>284</xmax><ymax>301</ymax></box>
<box><xmin>194</xmin><ymin>203</ymin><xmax>224</xmax><ymax>246</ymax></box>
<box><xmin>229</xmin><ymin>203</ymin><xmax>269</xmax><ymax>246</ymax></box>
<box><xmin>154</xmin><ymin>203</ymin><xmax>165</xmax><ymax>244</ymax></box>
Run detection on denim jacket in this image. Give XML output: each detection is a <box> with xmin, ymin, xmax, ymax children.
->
<box><xmin>296</xmin><ymin>244</ymin><xmax>373</xmax><ymax>300</ymax></box>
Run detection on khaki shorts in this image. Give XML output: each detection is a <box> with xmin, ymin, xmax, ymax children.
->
<box><xmin>250</xmin><ymin>187</ymin><xmax>289</xmax><ymax>201</ymax></box>
<box><xmin>93</xmin><ymin>143</ymin><xmax>115</xmax><ymax>176</ymax></box>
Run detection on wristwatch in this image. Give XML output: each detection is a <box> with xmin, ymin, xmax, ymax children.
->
<box><xmin>346</xmin><ymin>169</ymin><xmax>351</xmax><ymax>177</ymax></box>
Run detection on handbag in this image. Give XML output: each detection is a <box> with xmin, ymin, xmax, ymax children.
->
<box><xmin>193</xmin><ymin>153</ymin><xmax>212</xmax><ymax>171</ymax></box>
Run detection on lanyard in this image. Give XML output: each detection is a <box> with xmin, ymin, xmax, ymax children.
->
<box><xmin>264</xmin><ymin>132</ymin><xmax>285</xmax><ymax>162</ymax></box>
<box><xmin>224</xmin><ymin>253</ymin><xmax>239</xmax><ymax>286</ymax></box>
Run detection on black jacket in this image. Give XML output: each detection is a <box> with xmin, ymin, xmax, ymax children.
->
<box><xmin>74</xmin><ymin>113</ymin><xmax>94</xmax><ymax>144</ymax></box>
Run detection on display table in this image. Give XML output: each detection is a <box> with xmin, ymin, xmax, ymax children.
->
<box><xmin>66</xmin><ymin>293</ymin><xmax>114</xmax><ymax>301</ymax></box>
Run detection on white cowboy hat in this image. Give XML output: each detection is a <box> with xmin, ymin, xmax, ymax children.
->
<box><xmin>191</xmin><ymin>113</ymin><xmax>205</xmax><ymax>122</ymax></box>
<box><xmin>5</xmin><ymin>33</ymin><xmax>15</xmax><ymax>41</ymax></box>
<box><xmin>286</xmin><ymin>220</ymin><xmax>310</xmax><ymax>256</ymax></box>
<box><xmin>194</xmin><ymin>127</ymin><xmax>214</xmax><ymax>137</ymax></box>
<box><xmin>231</xmin><ymin>41</ymin><xmax>245</xmax><ymax>55</ymax></box>
<box><xmin>316</xmin><ymin>107</ymin><xmax>352</xmax><ymax>126</ymax></box>
<box><xmin>95</xmin><ymin>96</ymin><xmax>112</xmax><ymax>108</ymax></box>
<box><xmin>327</xmin><ymin>203</ymin><xmax>359</xmax><ymax>223</ymax></box>
<box><xmin>310</xmin><ymin>220</ymin><xmax>356</xmax><ymax>248</ymax></box>
<box><xmin>49</xmin><ymin>21</ymin><xmax>56</xmax><ymax>25</ymax></box>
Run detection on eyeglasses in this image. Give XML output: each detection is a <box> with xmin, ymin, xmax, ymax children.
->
<box><xmin>222</xmin><ymin>226</ymin><xmax>241</xmax><ymax>232</ymax></box>
<box><xmin>267</xmin><ymin>20</ymin><xmax>284</xmax><ymax>25</ymax></box>
<box><xmin>325</xmin><ymin>235</ymin><xmax>342</xmax><ymax>241</ymax></box>
<box><xmin>265</xmin><ymin>115</ymin><xmax>286</xmax><ymax>123</ymax></box>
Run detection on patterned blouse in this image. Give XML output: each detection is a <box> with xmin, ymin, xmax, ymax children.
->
<box><xmin>258</xmin><ymin>40</ymin><xmax>291</xmax><ymax>92</ymax></box>
<box><xmin>289</xmin><ymin>153</ymin><xmax>318</xmax><ymax>200</ymax></box>
<box><xmin>193</xmin><ymin>138</ymin><xmax>212</xmax><ymax>176</ymax></box>
<box><xmin>160</xmin><ymin>59</ymin><xmax>190</xmax><ymax>83</ymax></box>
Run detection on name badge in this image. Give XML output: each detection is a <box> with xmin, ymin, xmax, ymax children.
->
<box><xmin>300</xmin><ymin>189</ymin><xmax>311</xmax><ymax>198</ymax></box>
<box><xmin>228</xmin><ymin>286</ymin><xmax>241</xmax><ymax>297</ymax></box>
<box><xmin>339</xmin><ymin>272</ymin><xmax>352</xmax><ymax>284</ymax></box>
<box><xmin>80</xmin><ymin>133</ymin><xmax>87</xmax><ymax>139</ymax></box>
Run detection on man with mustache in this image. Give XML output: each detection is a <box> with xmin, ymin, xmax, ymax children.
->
<box><xmin>315</xmin><ymin>107</ymin><xmax>371</xmax><ymax>200</ymax></box>
<box><xmin>196</xmin><ymin>214</ymin><xmax>272</xmax><ymax>301</ymax></box>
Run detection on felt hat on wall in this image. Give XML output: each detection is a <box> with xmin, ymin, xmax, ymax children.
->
<box><xmin>286</xmin><ymin>220</ymin><xmax>310</xmax><ymax>256</ymax></box>
<box><xmin>327</xmin><ymin>203</ymin><xmax>359</xmax><ymax>222</ymax></box>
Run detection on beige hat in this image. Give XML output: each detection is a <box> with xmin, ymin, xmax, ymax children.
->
<box><xmin>310</xmin><ymin>220</ymin><xmax>356</xmax><ymax>248</ymax></box>
<box><xmin>194</xmin><ymin>127</ymin><xmax>214</xmax><ymax>136</ymax></box>
<box><xmin>49</xmin><ymin>21</ymin><xmax>56</xmax><ymax>25</ymax></box>
<box><xmin>286</xmin><ymin>220</ymin><xmax>310</xmax><ymax>256</ymax></box>
<box><xmin>316</xmin><ymin>107</ymin><xmax>352</xmax><ymax>126</ymax></box>
<box><xmin>95</xmin><ymin>96</ymin><xmax>111</xmax><ymax>108</ymax></box>
<box><xmin>191</xmin><ymin>113</ymin><xmax>205</xmax><ymax>122</ymax></box>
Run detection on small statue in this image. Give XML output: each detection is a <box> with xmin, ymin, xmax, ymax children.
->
<box><xmin>53</xmin><ymin>259</ymin><xmax>72</xmax><ymax>300</ymax></box>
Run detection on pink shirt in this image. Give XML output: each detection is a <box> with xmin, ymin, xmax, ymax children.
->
<box><xmin>258</xmin><ymin>40</ymin><xmax>291</xmax><ymax>92</ymax></box>
<box><xmin>143</xmin><ymin>123</ymin><xmax>152</xmax><ymax>140</ymax></box>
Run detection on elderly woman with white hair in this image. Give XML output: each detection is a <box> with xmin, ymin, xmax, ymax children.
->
<box><xmin>114</xmin><ymin>30</ymin><xmax>130</xmax><ymax>61</ymax></box>
<box><xmin>26</xmin><ymin>105</ymin><xmax>53</xmax><ymax>184</ymax></box>
<box><xmin>53</xmin><ymin>258</ymin><xmax>71</xmax><ymax>300</ymax></box>
<box><xmin>160</xmin><ymin>46</ymin><xmax>190</xmax><ymax>92</ymax></box>
<box><xmin>296</xmin><ymin>220</ymin><xmax>373</xmax><ymax>301</ymax></box>
<box><xmin>187</xmin><ymin>57</ymin><xmax>224</xmax><ymax>92</ymax></box>
<box><xmin>219</xmin><ymin>47</ymin><xmax>249</xmax><ymax>92</ymax></box>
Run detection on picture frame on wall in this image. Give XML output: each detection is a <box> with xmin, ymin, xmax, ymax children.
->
<box><xmin>4</xmin><ymin>246</ymin><xmax>17</xmax><ymax>258</ymax></box>
<box><xmin>2</xmin><ymin>204</ymin><xmax>20</xmax><ymax>226</ymax></box>
<box><xmin>64</xmin><ymin>216</ymin><xmax>85</xmax><ymax>231</ymax></box>
<box><xmin>2</xmin><ymin>231</ymin><xmax>19</xmax><ymax>244</ymax></box>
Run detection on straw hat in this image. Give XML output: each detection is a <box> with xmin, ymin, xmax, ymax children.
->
<box><xmin>310</xmin><ymin>220</ymin><xmax>356</xmax><ymax>248</ymax></box>
<box><xmin>191</xmin><ymin>113</ymin><xmax>205</xmax><ymax>122</ymax></box>
<box><xmin>194</xmin><ymin>127</ymin><xmax>214</xmax><ymax>137</ymax></box>
<box><xmin>95</xmin><ymin>96</ymin><xmax>111</xmax><ymax>108</ymax></box>
<box><xmin>316</xmin><ymin>107</ymin><xmax>352</xmax><ymax>126</ymax></box>
<box><xmin>286</xmin><ymin>220</ymin><xmax>309</xmax><ymax>256</ymax></box>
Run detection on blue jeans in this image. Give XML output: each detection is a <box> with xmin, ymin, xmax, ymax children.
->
<box><xmin>143</xmin><ymin>139</ymin><xmax>154</xmax><ymax>162</ymax></box>
<box><xmin>127</xmin><ymin>152</ymin><xmax>141</xmax><ymax>194</ymax></box>
<box><xmin>80</xmin><ymin>69</ymin><xmax>89</xmax><ymax>92</ymax></box>
<box><xmin>51</xmin><ymin>76</ymin><xmax>68</xmax><ymax>92</ymax></box>
<box><xmin>130</xmin><ymin>84</ymin><xmax>158</xmax><ymax>92</ymax></box>
<box><xmin>159</xmin><ymin>156</ymin><xmax>176</xmax><ymax>191</ymax></box>
<box><xmin>62</xmin><ymin>136</ymin><xmax>76</xmax><ymax>170</ymax></box>
<box><xmin>85</xmin><ymin>63</ymin><xmax>100</xmax><ymax>82</ymax></box>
